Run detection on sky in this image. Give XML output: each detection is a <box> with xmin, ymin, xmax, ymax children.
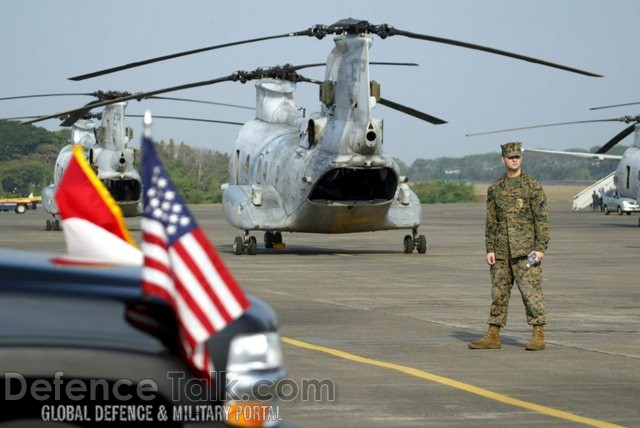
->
<box><xmin>1</xmin><ymin>0</ymin><xmax>639</xmax><ymax>164</ymax></box>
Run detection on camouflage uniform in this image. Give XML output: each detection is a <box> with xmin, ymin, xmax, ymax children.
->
<box><xmin>485</xmin><ymin>159</ymin><xmax>550</xmax><ymax>328</ymax></box>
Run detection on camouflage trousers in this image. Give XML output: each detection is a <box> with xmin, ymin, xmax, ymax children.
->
<box><xmin>487</xmin><ymin>256</ymin><xmax>546</xmax><ymax>327</ymax></box>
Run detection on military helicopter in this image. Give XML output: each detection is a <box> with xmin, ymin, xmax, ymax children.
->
<box><xmin>6</xmin><ymin>91</ymin><xmax>248</xmax><ymax>230</ymax></box>
<box><xmin>467</xmin><ymin>107</ymin><xmax>640</xmax><ymax>226</ymax></box>
<box><xmin>5</xmin><ymin>92</ymin><xmax>142</xmax><ymax>230</ymax></box>
<box><xmin>35</xmin><ymin>19</ymin><xmax>601</xmax><ymax>253</ymax></box>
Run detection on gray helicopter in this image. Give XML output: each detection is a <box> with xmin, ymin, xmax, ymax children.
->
<box><xmin>6</xmin><ymin>91</ymin><xmax>247</xmax><ymax>230</ymax></box>
<box><xmin>468</xmin><ymin>102</ymin><xmax>640</xmax><ymax>226</ymax></box>
<box><xmin>4</xmin><ymin>92</ymin><xmax>142</xmax><ymax>229</ymax></box>
<box><xmin>39</xmin><ymin>18</ymin><xmax>601</xmax><ymax>253</ymax></box>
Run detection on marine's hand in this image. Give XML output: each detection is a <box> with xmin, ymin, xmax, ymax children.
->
<box><xmin>486</xmin><ymin>252</ymin><xmax>496</xmax><ymax>266</ymax></box>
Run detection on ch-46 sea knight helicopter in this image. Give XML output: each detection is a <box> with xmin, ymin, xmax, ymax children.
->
<box><xmin>5</xmin><ymin>91</ymin><xmax>143</xmax><ymax>230</ymax></box>
<box><xmin>8</xmin><ymin>91</ymin><xmax>246</xmax><ymax>230</ymax></box>
<box><xmin>37</xmin><ymin>18</ymin><xmax>601</xmax><ymax>253</ymax></box>
<box><xmin>467</xmin><ymin>103</ymin><xmax>640</xmax><ymax>226</ymax></box>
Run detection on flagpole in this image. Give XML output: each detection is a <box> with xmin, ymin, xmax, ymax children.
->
<box><xmin>143</xmin><ymin>110</ymin><xmax>152</xmax><ymax>138</ymax></box>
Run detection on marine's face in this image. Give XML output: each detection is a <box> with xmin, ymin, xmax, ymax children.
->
<box><xmin>502</xmin><ymin>155</ymin><xmax>522</xmax><ymax>172</ymax></box>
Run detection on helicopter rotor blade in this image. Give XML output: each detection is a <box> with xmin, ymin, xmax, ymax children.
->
<box><xmin>590</xmin><ymin>101</ymin><xmax>640</xmax><ymax>111</ymax></box>
<box><xmin>148</xmin><ymin>96</ymin><xmax>254</xmax><ymax>110</ymax></box>
<box><xmin>377</xmin><ymin>97</ymin><xmax>446</xmax><ymax>125</ymax></box>
<box><xmin>465</xmin><ymin>118</ymin><xmax>627</xmax><ymax>137</ymax></box>
<box><xmin>125</xmin><ymin>114</ymin><xmax>243</xmax><ymax>126</ymax></box>
<box><xmin>290</xmin><ymin>61</ymin><xmax>418</xmax><ymax>70</ymax></box>
<box><xmin>69</xmin><ymin>19</ymin><xmax>600</xmax><ymax>81</ymax></box>
<box><xmin>595</xmin><ymin>124</ymin><xmax>637</xmax><ymax>153</ymax></box>
<box><xmin>27</xmin><ymin>65</ymin><xmax>318</xmax><ymax>124</ymax></box>
<box><xmin>385</xmin><ymin>27</ymin><xmax>601</xmax><ymax>77</ymax></box>
<box><xmin>0</xmin><ymin>93</ymin><xmax>95</xmax><ymax>101</ymax></box>
<box><xmin>24</xmin><ymin>76</ymin><xmax>238</xmax><ymax>124</ymax></box>
<box><xmin>1</xmin><ymin>116</ymin><xmax>44</xmax><ymax>120</ymax></box>
<box><xmin>68</xmin><ymin>31</ymin><xmax>315</xmax><ymax>81</ymax></box>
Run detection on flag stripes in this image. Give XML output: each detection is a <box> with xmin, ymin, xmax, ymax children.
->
<box><xmin>140</xmin><ymin>136</ymin><xmax>249</xmax><ymax>379</ymax></box>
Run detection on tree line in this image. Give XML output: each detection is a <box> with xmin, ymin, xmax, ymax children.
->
<box><xmin>0</xmin><ymin>120</ymin><xmax>621</xmax><ymax>203</ymax></box>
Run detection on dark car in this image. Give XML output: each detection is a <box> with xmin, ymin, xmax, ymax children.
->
<box><xmin>0</xmin><ymin>247</ymin><xmax>290</xmax><ymax>427</ymax></box>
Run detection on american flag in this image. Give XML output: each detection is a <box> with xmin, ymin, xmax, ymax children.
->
<box><xmin>140</xmin><ymin>136</ymin><xmax>250</xmax><ymax>379</ymax></box>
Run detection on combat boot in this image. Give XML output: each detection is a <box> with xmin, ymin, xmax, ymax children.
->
<box><xmin>468</xmin><ymin>325</ymin><xmax>501</xmax><ymax>349</ymax></box>
<box><xmin>525</xmin><ymin>325</ymin><xmax>545</xmax><ymax>351</ymax></box>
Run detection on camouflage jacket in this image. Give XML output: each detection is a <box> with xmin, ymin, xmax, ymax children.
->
<box><xmin>485</xmin><ymin>171</ymin><xmax>550</xmax><ymax>258</ymax></box>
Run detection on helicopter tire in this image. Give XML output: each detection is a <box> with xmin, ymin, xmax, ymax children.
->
<box><xmin>417</xmin><ymin>234</ymin><xmax>427</xmax><ymax>254</ymax></box>
<box><xmin>54</xmin><ymin>219</ymin><xmax>61</xmax><ymax>231</ymax></box>
<box><xmin>264</xmin><ymin>232</ymin><xmax>274</xmax><ymax>249</ymax></box>
<box><xmin>247</xmin><ymin>236</ymin><xmax>258</xmax><ymax>255</ymax></box>
<box><xmin>45</xmin><ymin>219</ymin><xmax>52</xmax><ymax>231</ymax></box>
<box><xmin>233</xmin><ymin>236</ymin><xmax>244</xmax><ymax>255</ymax></box>
<box><xmin>403</xmin><ymin>235</ymin><xmax>413</xmax><ymax>254</ymax></box>
<box><xmin>274</xmin><ymin>231</ymin><xmax>283</xmax><ymax>244</ymax></box>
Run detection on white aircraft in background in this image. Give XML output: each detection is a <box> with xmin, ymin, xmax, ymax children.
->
<box><xmin>468</xmin><ymin>111</ymin><xmax>640</xmax><ymax>226</ymax></box>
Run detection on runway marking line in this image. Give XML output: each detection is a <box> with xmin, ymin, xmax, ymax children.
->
<box><xmin>282</xmin><ymin>336</ymin><xmax>622</xmax><ymax>428</ymax></box>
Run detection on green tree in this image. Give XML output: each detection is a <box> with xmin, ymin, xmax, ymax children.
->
<box><xmin>1</xmin><ymin>160</ymin><xmax>51</xmax><ymax>196</ymax></box>
<box><xmin>410</xmin><ymin>181</ymin><xmax>478</xmax><ymax>203</ymax></box>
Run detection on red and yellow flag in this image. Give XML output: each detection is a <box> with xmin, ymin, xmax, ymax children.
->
<box><xmin>55</xmin><ymin>145</ymin><xmax>142</xmax><ymax>265</ymax></box>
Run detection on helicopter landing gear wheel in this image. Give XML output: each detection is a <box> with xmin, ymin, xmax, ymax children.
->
<box><xmin>403</xmin><ymin>235</ymin><xmax>413</xmax><ymax>254</ymax></box>
<box><xmin>46</xmin><ymin>217</ymin><xmax>61</xmax><ymax>231</ymax></box>
<box><xmin>264</xmin><ymin>231</ymin><xmax>274</xmax><ymax>249</ymax></box>
<box><xmin>247</xmin><ymin>236</ymin><xmax>257</xmax><ymax>255</ymax></box>
<box><xmin>233</xmin><ymin>232</ymin><xmax>258</xmax><ymax>255</ymax></box>
<box><xmin>264</xmin><ymin>231</ymin><xmax>284</xmax><ymax>249</ymax></box>
<box><xmin>402</xmin><ymin>228</ymin><xmax>427</xmax><ymax>254</ymax></box>
<box><xmin>417</xmin><ymin>234</ymin><xmax>427</xmax><ymax>254</ymax></box>
<box><xmin>233</xmin><ymin>236</ymin><xmax>244</xmax><ymax>255</ymax></box>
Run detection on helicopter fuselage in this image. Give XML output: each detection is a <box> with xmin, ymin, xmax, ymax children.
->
<box><xmin>613</xmin><ymin>124</ymin><xmax>640</xmax><ymax>202</ymax></box>
<box><xmin>41</xmin><ymin>103</ymin><xmax>142</xmax><ymax>227</ymax></box>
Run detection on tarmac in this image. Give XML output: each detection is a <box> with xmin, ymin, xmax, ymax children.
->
<box><xmin>1</xmin><ymin>201</ymin><xmax>639</xmax><ymax>427</ymax></box>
